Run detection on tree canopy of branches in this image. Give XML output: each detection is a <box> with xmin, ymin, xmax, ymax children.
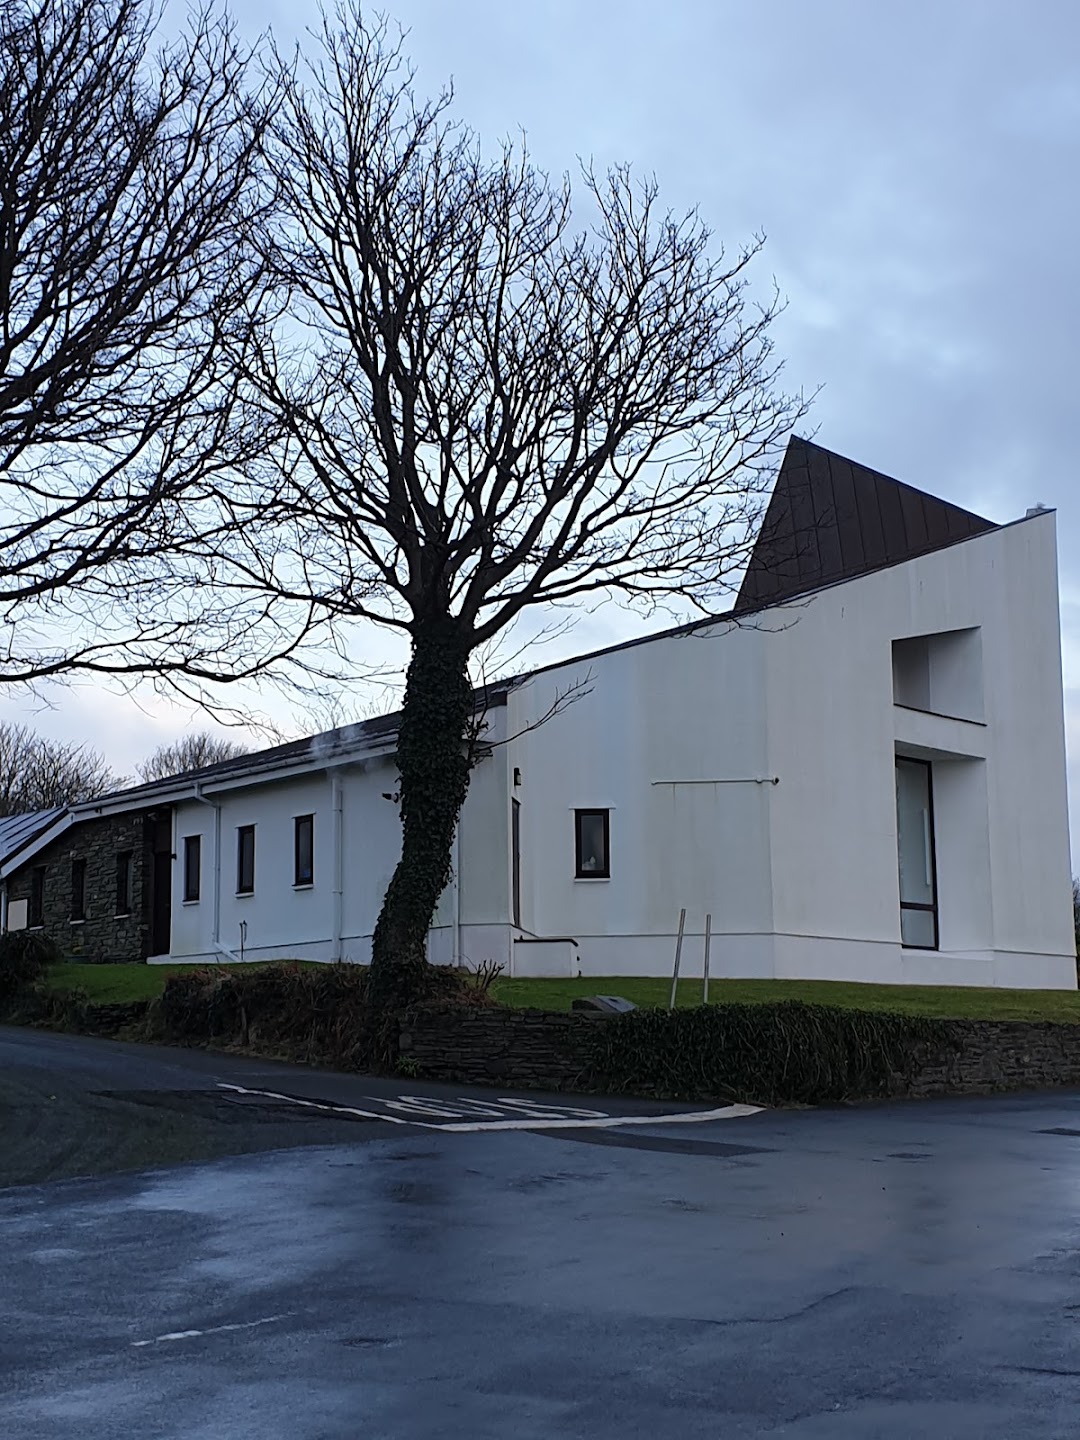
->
<box><xmin>0</xmin><ymin>721</ymin><xmax>116</xmax><ymax>816</ymax></box>
<box><xmin>0</xmin><ymin>0</ymin><xmax>317</xmax><ymax>696</ymax></box>
<box><xmin>213</xmin><ymin>6</ymin><xmax>806</xmax><ymax>1024</ymax></box>
<box><xmin>137</xmin><ymin>731</ymin><xmax>248</xmax><ymax>783</ymax></box>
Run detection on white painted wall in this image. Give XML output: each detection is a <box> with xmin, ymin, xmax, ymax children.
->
<box><xmin>156</xmin><ymin>512</ymin><xmax>1074</xmax><ymax>991</ymax></box>
<box><xmin>496</xmin><ymin>512</ymin><xmax>1075</xmax><ymax>988</ymax></box>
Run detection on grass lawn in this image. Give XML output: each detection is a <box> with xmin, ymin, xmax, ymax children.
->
<box><xmin>43</xmin><ymin>961</ymin><xmax>1080</xmax><ymax>1022</ymax></box>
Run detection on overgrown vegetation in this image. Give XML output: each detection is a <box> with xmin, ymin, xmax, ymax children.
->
<box><xmin>588</xmin><ymin>1002</ymin><xmax>952</xmax><ymax>1106</ymax></box>
<box><xmin>152</xmin><ymin>960</ymin><xmax>495</xmax><ymax>1067</ymax></box>
<box><xmin>0</xmin><ymin>930</ymin><xmax>61</xmax><ymax>1011</ymax></box>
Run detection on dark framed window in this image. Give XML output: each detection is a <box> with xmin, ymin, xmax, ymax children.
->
<box><xmin>236</xmin><ymin>825</ymin><xmax>255</xmax><ymax>895</ymax></box>
<box><xmin>511</xmin><ymin>799</ymin><xmax>522</xmax><ymax>927</ymax></box>
<box><xmin>183</xmin><ymin>835</ymin><xmax>201</xmax><ymax>903</ymax></box>
<box><xmin>29</xmin><ymin>866</ymin><xmax>45</xmax><ymax>928</ymax></box>
<box><xmin>70</xmin><ymin>858</ymin><xmax>86</xmax><ymax>921</ymax></box>
<box><xmin>115</xmin><ymin>851</ymin><xmax>134</xmax><ymax>916</ymax></box>
<box><xmin>895</xmin><ymin>757</ymin><xmax>938</xmax><ymax>949</ymax></box>
<box><xmin>574</xmin><ymin>809</ymin><xmax>610</xmax><ymax>879</ymax></box>
<box><xmin>294</xmin><ymin>814</ymin><xmax>314</xmax><ymax>887</ymax></box>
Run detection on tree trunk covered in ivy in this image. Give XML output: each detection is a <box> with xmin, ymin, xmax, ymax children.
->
<box><xmin>367</xmin><ymin>616</ymin><xmax>473</xmax><ymax>1025</ymax></box>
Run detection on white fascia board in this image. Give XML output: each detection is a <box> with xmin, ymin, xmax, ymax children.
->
<box><xmin>0</xmin><ymin>739</ymin><xmax>398</xmax><ymax>878</ymax></box>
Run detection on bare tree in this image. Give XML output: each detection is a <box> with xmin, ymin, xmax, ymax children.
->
<box><xmin>0</xmin><ymin>0</ymin><xmax>325</xmax><ymax>698</ymax></box>
<box><xmin>222</xmin><ymin>8</ymin><xmax>807</xmax><ymax>1021</ymax></box>
<box><xmin>0</xmin><ymin>721</ymin><xmax>116</xmax><ymax>815</ymax></box>
<box><xmin>136</xmin><ymin>730</ymin><xmax>249</xmax><ymax>783</ymax></box>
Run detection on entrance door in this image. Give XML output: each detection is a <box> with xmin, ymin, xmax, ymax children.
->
<box><xmin>895</xmin><ymin>758</ymin><xmax>938</xmax><ymax>948</ymax></box>
<box><xmin>148</xmin><ymin>813</ymin><xmax>173</xmax><ymax>957</ymax></box>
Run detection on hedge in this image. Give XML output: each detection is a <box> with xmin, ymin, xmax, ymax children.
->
<box><xmin>588</xmin><ymin>1001</ymin><xmax>955</xmax><ymax>1105</ymax></box>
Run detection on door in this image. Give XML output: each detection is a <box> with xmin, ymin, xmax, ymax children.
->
<box><xmin>149</xmin><ymin>813</ymin><xmax>173</xmax><ymax>957</ymax></box>
<box><xmin>511</xmin><ymin>799</ymin><xmax>522</xmax><ymax>929</ymax></box>
<box><xmin>895</xmin><ymin>758</ymin><xmax>938</xmax><ymax>948</ymax></box>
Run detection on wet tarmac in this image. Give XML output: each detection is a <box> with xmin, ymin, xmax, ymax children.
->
<box><xmin>4</xmin><ymin>1027</ymin><xmax>1080</xmax><ymax>1436</ymax></box>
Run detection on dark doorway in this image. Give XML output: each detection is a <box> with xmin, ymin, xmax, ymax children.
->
<box><xmin>148</xmin><ymin>812</ymin><xmax>173</xmax><ymax>957</ymax></box>
<box><xmin>511</xmin><ymin>799</ymin><xmax>522</xmax><ymax>929</ymax></box>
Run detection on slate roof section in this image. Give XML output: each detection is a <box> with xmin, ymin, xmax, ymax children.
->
<box><xmin>0</xmin><ymin>809</ymin><xmax>63</xmax><ymax>867</ymax></box>
<box><xmin>85</xmin><ymin>681</ymin><xmax>514</xmax><ymax>808</ymax></box>
<box><xmin>734</xmin><ymin>436</ymin><xmax>997</xmax><ymax>613</ymax></box>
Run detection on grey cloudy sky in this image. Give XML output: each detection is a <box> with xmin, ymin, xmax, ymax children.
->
<box><xmin>5</xmin><ymin>0</ymin><xmax>1080</xmax><ymax>852</ymax></box>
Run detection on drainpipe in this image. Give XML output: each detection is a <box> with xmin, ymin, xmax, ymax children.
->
<box><xmin>331</xmin><ymin>773</ymin><xmax>344</xmax><ymax>962</ymax></box>
<box><xmin>0</xmin><ymin>881</ymin><xmax>7</xmax><ymax>935</ymax></box>
<box><xmin>192</xmin><ymin>785</ymin><xmax>241</xmax><ymax>965</ymax></box>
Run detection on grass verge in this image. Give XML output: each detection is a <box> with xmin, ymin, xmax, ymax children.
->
<box><xmin>42</xmin><ymin>962</ymin><xmax>1080</xmax><ymax>1022</ymax></box>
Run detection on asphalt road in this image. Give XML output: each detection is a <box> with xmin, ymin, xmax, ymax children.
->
<box><xmin>4</xmin><ymin>1027</ymin><xmax>1080</xmax><ymax>1437</ymax></box>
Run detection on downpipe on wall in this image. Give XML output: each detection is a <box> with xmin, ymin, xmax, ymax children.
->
<box><xmin>192</xmin><ymin>784</ymin><xmax>242</xmax><ymax>965</ymax></box>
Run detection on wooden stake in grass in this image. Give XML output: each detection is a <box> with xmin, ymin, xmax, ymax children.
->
<box><xmin>703</xmin><ymin>912</ymin><xmax>712</xmax><ymax>1006</ymax></box>
<box><xmin>669</xmin><ymin>909</ymin><xmax>686</xmax><ymax>1011</ymax></box>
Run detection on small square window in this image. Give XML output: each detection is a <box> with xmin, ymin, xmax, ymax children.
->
<box><xmin>294</xmin><ymin>814</ymin><xmax>314</xmax><ymax>887</ymax></box>
<box><xmin>71</xmin><ymin>858</ymin><xmax>86</xmax><ymax>922</ymax></box>
<box><xmin>115</xmin><ymin>851</ymin><xmax>134</xmax><ymax>916</ymax></box>
<box><xmin>183</xmin><ymin>835</ymin><xmax>201</xmax><ymax>903</ymax></box>
<box><xmin>236</xmin><ymin>825</ymin><xmax>255</xmax><ymax>895</ymax></box>
<box><xmin>575</xmin><ymin>809</ymin><xmax>610</xmax><ymax>879</ymax></box>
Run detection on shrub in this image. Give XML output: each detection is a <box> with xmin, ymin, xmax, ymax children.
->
<box><xmin>0</xmin><ymin>930</ymin><xmax>61</xmax><ymax>1013</ymax></box>
<box><xmin>587</xmin><ymin>1000</ymin><xmax>953</xmax><ymax>1106</ymax></box>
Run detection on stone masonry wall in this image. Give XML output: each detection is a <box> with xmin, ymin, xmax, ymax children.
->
<box><xmin>400</xmin><ymin>1008</ymin><xmax>1080</xmax><ymax>1100</ymax></box>
<box><xmin>6</xmin><ymin>813</ymin><xmax>155</xmax><ymax>962</ymax></box>
<box><xmin>399</xmin><ymin>1008</ymin><xmax>602</xmax><ymax>1091</ymax></box>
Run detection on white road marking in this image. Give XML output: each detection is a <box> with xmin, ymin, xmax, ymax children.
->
<box><xmin>420</xmin><ymin>1104</ymin><xmax>762</xmax><ymax>1132</ymax></box>
<box><xmin>217</xmin><ymin>1083</ymin><xmax>413</xmax><ymax>1124</ymax></box>
<box><xmin>132</xmin><ymin>1313</ymin><xmax>290</xmax><ymax>1348</ymax></box>
<box><xmin>215</xmin><ymin>1083</ymin><xmax>761</xmax><ymax>1130</ymax></box>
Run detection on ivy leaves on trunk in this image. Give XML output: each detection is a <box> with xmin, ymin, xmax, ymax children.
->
<box><xmin>215</xmin><ymin>4</ymin><xmax>807</xmax><ymax>1024</ymax></box>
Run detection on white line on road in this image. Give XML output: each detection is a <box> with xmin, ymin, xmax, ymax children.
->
<box><xmin>215</xmin><ymin>1083</ymin><xmax>761</xmax><ymax>1130</ymax></box>
<box><xmin>131</xmin><ymin>1313</ymin><xmax>291</xmax><ymax>1348</ymax></box>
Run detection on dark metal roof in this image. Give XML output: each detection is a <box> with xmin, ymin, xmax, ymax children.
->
<box><xmin>0</xmin><ymin>808</ymin><xmax>63</xmax><ymax>866</ymax></box>
<box><xmin>86</xmin><ymin>682</ymin><xmax>513</xmax><ymax>808</ymax></box>
<box><xmin>734</xmin><ymin>436</ymin><xmax>997</xmax><ymax>612</ymax></box>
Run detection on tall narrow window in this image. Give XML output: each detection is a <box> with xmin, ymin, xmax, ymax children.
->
<box><xmin>896</xmin><ymin>758</ymin><xmax>938</xmax><ymax>949</ymax></box>
<box><xmin>71</xmin><ymin>858</ymin><xmax>86</xmax><ymax>921</ymax></box>
<box><xmin>237</xmin><ymin>825</ymin><xmax>255</xmax><ymax>895</ymax></box>
<box><xmin>115</xmin><ymin>851</ymin><xmax>134</xmax><ymax>916</ymax></box>
<box><xmin>511</xmin><ymin>799</ymin><xmax>522</xmax><ymax>927</ymax></box>
<box><xmin>183</xmin><ymin>835</ymin><xmax>201</xmax><ymax>903</ymax></box>
<box><xmin>29</xmin><ymin>866</ymin><xmax>45</xmax><ymax>928</ymax></box>
<box><xmin>294</xmin><ymin>814</ymin><xmax>314</xmax><ymax>887</ymax></box>
<box><xmin>575</xmin><ymin>809</ymin><xmax>610</xmax><ymax>879</ymax></box>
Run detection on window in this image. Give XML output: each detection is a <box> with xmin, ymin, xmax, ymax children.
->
<box><xmin>294</xmin><ymin>814</ymin><xmax>314</xmax><ymax>887</ymax></box>
<box><xmin>70</xmin><ymin>858</ymin><xmax>86</xmax><ymax>922</ymax></box>
<box><xmin>183</xmin><ymin>835</ymin><xmax>201</xmax><ymax>903</ymax></box>
<box><xmin>236</xmin><ymin>825</ymin><xmax>255</xmax><ymax>895</ymax></box>
<box><xmin>895</xmin><ymin>758</ymin><xmax>938</xmax><ymax>949</ymax></box>
<box><xmin>115</xmin><ymin>851</ymin><xmax>134</xmax><ymax>916</ymax></box>
<box><xmin>511</xmin><ymin>799</ymin><xmax>522</xmax><ymax>927</ymax></box>
<box><xmin>892</xmin><ymin>628</ymin><xmax>983</xmax><ymax>722</ymax></box>
<box><xmin>29</xmin><ymin>866</ymin><xmax>45</xmax><ymax>928</ymax></box>
<box><xmin>575</xmin><ymin>809</ymin><xmax>610</xmax><ymax>879</ymax></box>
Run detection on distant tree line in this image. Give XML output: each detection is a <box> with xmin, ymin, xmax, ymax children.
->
<box><xmin>0</xmin><ymin>722</ymin><xmax>247</xmax><ymax>815</ymax></box>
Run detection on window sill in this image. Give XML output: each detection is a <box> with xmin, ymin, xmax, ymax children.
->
<box><xmin>893</xmin><ymin>702</ymin><xmax>986</xmax><ymax>727</ymax></box>
<box><xmin>293</xmin><ymin>882</ymin><xmax>314</xmax><ymax>891</ymax></box>
<box><xmin>182</xmin><ymin>899</ymin><xmax>200</xmax><ymax>907</ymax></box>
<box><xmin>114</xmin><ymin>913</ymin><xmax>132</xmax><ymax>920</ymax></box>
<box><xmin>574</xmin><ymin>875</ymin><xmax>611</xmax><ymax>883</ymax></box>
<box><xmin>69</xmin><ymin>919</ymin><xmax>85</xmax><ymax>926</ymax></box>
<box><xmin>235</xmin><ymin>891</ymin><xmax>254</xmax><ymax>899</ymax></box>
